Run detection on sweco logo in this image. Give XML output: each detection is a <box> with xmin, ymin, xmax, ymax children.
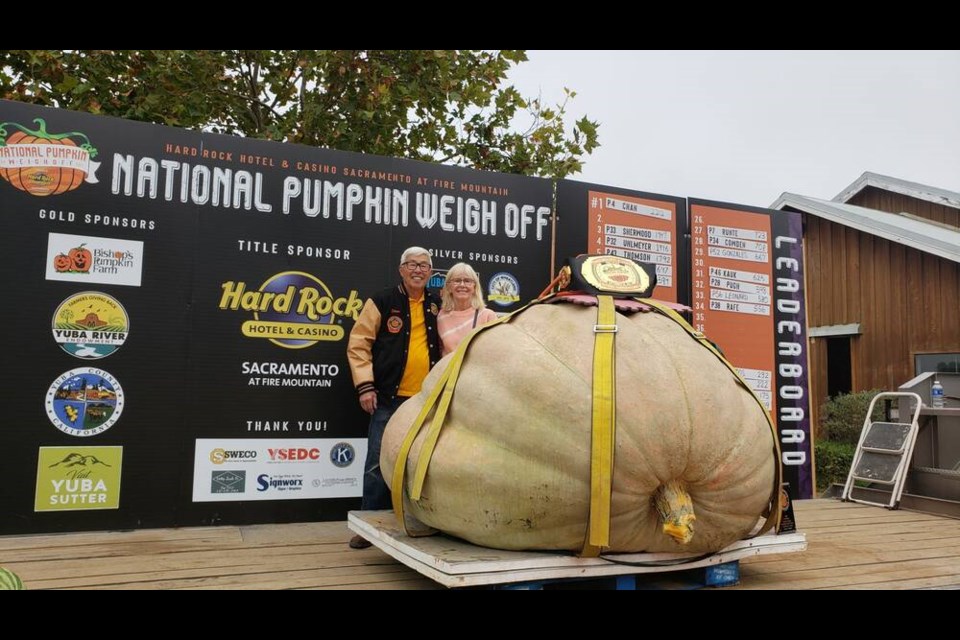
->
<box><xmin>209</xmin><ymin>448</ymin><xmax>258</xmax><ymax>464</ymax></box>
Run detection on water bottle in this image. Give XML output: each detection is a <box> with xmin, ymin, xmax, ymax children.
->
<box><xmin>931</xmin><ymin>379</ymin><xmax>945</xmax><ymax>408</ymax></box>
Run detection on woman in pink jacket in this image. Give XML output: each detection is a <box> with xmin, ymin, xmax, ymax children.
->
<box><xmin>437</xmin><ymin>262</ymin><xmax>499</xmax><ymax>356</ymax></box>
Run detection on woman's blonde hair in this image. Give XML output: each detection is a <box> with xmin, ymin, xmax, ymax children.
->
<box><xmin>441</xmin><ymin>262</ymin><xmax>486</xmax><ymax>311</ymax></box>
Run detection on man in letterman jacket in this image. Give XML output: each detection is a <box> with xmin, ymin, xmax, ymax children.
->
<box><xmin>345</xmin><ymin>247</ymin><xmax>442</xmax><ymax>548</ymax></box>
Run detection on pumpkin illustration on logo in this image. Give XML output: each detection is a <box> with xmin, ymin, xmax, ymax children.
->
<box><xmin>52</xmin><ymin>244</ymin><xmax>92</xmax><ymax>273</ymax></box>
<box><xmin>68</xmin><ymin>245</ymin><xmax>92</xmax><ymax>272</ymax></box>
<box><xmin>0</xmin><ymin>118</ymin><xmax>99</xmax><ymax>196</ymax></box>
<box><xmin>53</xmin><ymin>253</ymin><xmax>73</xmax><ymax>273</ymax></box>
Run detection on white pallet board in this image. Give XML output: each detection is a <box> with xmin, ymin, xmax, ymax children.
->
<box><xmin>348</xmin><ymin>510</ymin><xmax>807</xmax><ymax>588</ymax></box>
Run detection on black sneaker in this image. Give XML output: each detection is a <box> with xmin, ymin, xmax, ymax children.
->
<box><xmin>349</xmin><ymin>535</ymin><xmax>372</xmax><ymax>549</ymax></box>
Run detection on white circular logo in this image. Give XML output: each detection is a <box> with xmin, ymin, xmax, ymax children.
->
<box><xmin>45</xmin><ymin>367</ymin><xmax>125</xmax><ymax>437</ymax></box>
<box><xmin>52</xmin><ymin>291</ymin><xmax>129</xmax><ymax>359</ymax></box>
<box><xmin>487</xmin><ymin>272</ymin><xmax>520</xmax><ymax>307</ymax></box>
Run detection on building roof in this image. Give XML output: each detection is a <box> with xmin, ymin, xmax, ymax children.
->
<box><xmin>770</xmin><ymin>193</ymin><xmax>960</xmax><ymax>264</ymax></box>
<box><xmin>832</xmin><ymin>171</ymin><xmax>960</xmax><ymax>209</ymax></box>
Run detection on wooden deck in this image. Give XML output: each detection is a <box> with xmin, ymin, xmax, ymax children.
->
<box><xmin>2</xmin><ymin>499</ymin><xmax>958</xmax><ymax>589</ymax></box>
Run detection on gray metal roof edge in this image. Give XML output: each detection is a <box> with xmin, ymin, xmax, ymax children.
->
<box><xmin>775</xmin><ymin>193</ymin><xmax>960</xmax><ymax>264</ymax></box>
<box><xmin>832</xmin><ymin>171</ymin><xmax>960</xmax><ymax>209</ymax></box>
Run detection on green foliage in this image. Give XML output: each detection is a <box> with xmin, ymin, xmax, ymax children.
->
<box><xmin>814</xmin><ymin>440</ymin><xmax>855</xmax><ymax>494</ymax></box>
<box><xmin>0</xmin><ymin>50</ymin><xmax>599</xmax><ymax>179</ymax></box>
<box><xmin>0</xmin><ymin>567</ymin><xmax>25</xmax><ymax>590</ymax></box>
<box><xmin>819</xmin><ymin>389</ymin><xmax>885</xmax><ymax>445</ymax></box>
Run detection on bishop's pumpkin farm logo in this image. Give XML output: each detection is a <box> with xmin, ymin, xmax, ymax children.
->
<box><xmin>0</xmin><ymin>118</ymin><xmax>100</xmax><ymax>196</ymax></box>
<box><xmin>46</xmin><ymin>233</ymin><xmax>144</xmax><ymax>287</ymax></box>
<box><xmin>52</xmin><ymin>292</ymin><xmax>129</xmax><ymax>359</ymax></box>
<box><xmin>219</xmin><ymin>271</ymin><xmax>363</xmax><ymax>349</ymax></box>
<box><xmin>45</xmin><ymin>368</ymin><xmax>125</xmax><ymax>437</ymax></box>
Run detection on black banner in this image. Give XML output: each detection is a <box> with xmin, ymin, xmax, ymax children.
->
<box><xmin>0</xmin><ymin>100</ymin><xmax>553</xmax><ymax>534</ymax></box>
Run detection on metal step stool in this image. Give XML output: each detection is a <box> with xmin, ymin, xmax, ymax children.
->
<box><xmin>842</xmin><ymin>392</ymin><xmax>922</xmax><ymax>509</ymax></box>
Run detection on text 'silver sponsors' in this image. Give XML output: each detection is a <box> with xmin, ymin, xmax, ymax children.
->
<box><xmin>52</xmin><ymin>292</ymin><xmax>129</xmax><ymax>359</ymax></box>
<box><xmin>0</xmin><ymin>118</ymin><xmax>100</xmax><ymax>196</ymax></box>
<box><xmin>219</xmin><ymin>271</ymin><xmax>362</xmax><ymax>349</ymax></box>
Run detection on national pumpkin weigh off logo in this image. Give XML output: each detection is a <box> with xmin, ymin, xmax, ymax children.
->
<box><xmin>0</xmin><ymin>118</ymin><xmax>100</xmax><ymax>196</ymax></box>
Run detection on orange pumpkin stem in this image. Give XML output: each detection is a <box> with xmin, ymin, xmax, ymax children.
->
<box><xmin>653</xmin><ymin>480</ymin><xmax>696</xmax><ymax>545</ymax></box>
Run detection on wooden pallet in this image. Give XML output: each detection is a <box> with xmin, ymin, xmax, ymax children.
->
<box><xmin>348</xmin><ymin>510</ymin><xmax>807</xmax><ymax>589</ymax></box>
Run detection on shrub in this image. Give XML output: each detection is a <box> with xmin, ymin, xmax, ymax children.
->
<box><xmin>819</xmin><ymin>389</ymin><xmax>885</xmax><ymax>445</ymax></box>
<box><xmin>0</xmin><ymin>567</ymin><xmax>25</xmax><ymax>590</ymax></box>
<box><xmin>815</xmin><ymin>440</ymin><xmax>856</xmax><ymax>494</ymax></box>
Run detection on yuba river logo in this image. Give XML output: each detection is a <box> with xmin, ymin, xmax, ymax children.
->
<box><xmin>52</xmin><ymin>292</ymin><xmax>129</xmax><ymax>359</ymax></box>
<box><xmin>0</xmin><ymin>118</ymin><xmax>100</xmax><ymax>196</ymax></box>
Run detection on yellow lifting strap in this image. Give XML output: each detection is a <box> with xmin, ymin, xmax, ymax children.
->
<box><xmin>636</xmin><ymin>297</ymin><xmax>783</xmax><ymax>535</ymax></box>
<box><xmin>581</xmin><ymin>295</ymin><xmax>618</xmax><ymax>557</ymax></box>
<box><xmin>389</xmin><ymin>307</ymin><xmax>523</xmax><ymax>536</ymax></box>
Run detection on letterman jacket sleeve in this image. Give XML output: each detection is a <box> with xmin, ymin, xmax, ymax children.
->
<box><xmin>347</xmin><ymin>298</ymin><xmax>380</xmax><ymax>396</ymax></box>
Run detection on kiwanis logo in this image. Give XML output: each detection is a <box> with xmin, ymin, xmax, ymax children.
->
<box><xmin>52</xmin><ymin>292</ymin><xmax>129</xmax><ymax>359</ymax></box>
<box><xmin>45</xmin><ymin>368</ymin><xmax>124</xmax><ymax>437</ymax></box>
<box><xmin>0</xmin><ymin>118</ymin><xmax>100</xmax><ymax>196</ymax></box>
<box><xmin>330</xmin><ymin>442</ymin><xmax>355</xmax><ymax>468</ymax></box>
<box><xmin>218</xmin><ymin>271</ymin><xmax>362</xmax><ymax>349</ymax></box>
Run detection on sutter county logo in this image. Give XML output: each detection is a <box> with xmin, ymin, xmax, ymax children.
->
<box><xmin>52</xmin><ymin>292</ymin><xmax>129</xmax><ymax>359</ymax></box>
<box><xmin>487</xmin><ymin>272</ymin><xmax>520</xmax><ymax>307</ymax></box>
<box><xmin>218</xmin><ymin>271</ymin><xmax>362</xmax><ymax>349</ymax></box>
<box><xmin>0</xmin><ymin>118</ymin><xmax>100</xmax><ymax>196</ymax></box>
<box><xmin>45</xmin><ymin>368</ymin><xmax>124</xmax><ymax>437</ymax></box>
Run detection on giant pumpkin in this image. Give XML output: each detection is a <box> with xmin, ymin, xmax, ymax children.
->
<box><xmin>381</xmin><ymin>300</ymin><xmax>778</xmax><ymax>554</ymax></box>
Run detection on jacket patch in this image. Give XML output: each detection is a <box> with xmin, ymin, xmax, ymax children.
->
<box><xmin>386</xmin><ymin>315</ymin><xmax>404</xmax><ymax>333</ymax></box>
<box><xmin>429</xmin><ymin>302</ymin><xmax>439</xmax><ymax>316</ymax></box>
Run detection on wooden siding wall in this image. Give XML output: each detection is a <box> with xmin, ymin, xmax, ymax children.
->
<box><xmin>849</xmin><ymin>187</ymin><xmax>960</xmax><ymax>228</ymax></box>
<box><xmin>802</xmin><ymin>213</ymin><xmax>960</xmax><ymax>431</ymax></box>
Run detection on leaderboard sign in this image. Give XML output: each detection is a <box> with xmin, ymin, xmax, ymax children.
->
<box><xmin>689</xmin><ymin>200</ymin><xmax>812</xmax><ymax>498</ymax></box>
<box><xmin>556</xmin><ymin>181</ymin><xmax>687</xmax><ymax>303</ymax></box>
<box><xmin>0</xmin><ymin>99</ymin><xmax>554</xmax><ymax>535</ymax></box>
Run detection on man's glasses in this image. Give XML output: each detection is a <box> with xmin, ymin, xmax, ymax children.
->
<box><xmin>402</xmin><ymin>261</ymin><xmax>432</xmax><ymax>271</ymax></box>
<box><xmin>447</xmin><ymin>278</ymin><xmax>475</xmax><ymax>286</ymax></box>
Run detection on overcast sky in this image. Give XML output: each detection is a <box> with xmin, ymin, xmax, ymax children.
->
<box><xmin>508</xmin><ymin>50</ymin><xmax>960</xmax><ymax>208</ymax></box>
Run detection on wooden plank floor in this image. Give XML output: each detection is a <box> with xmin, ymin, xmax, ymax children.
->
<box><xmin>733</xmin><ymin>499</ymin><xmax>960</xmax><ymax>590</ymax></box>
<box><xmin>1</xmin><ymin>499</ymin><xmax>957</xmax><ymax>589</ymax></box>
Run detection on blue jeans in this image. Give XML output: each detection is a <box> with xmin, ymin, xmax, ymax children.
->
<box><xmin>361</xmin><ymin>396</ymin><xmax>407</xmax><ymax>510</ymax></box>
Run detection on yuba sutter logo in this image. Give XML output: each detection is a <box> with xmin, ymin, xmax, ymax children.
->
<box><xmin>218</xmin><ymin>271</ymin><xmax>362</xmax><ymax>349</ymax></box>
<box><xmin>52</xmin><ymin>292</ymin><xmax>129</xmax><ymax>359</ymax></box>
<box><xmin>45</xmin><ymin>367</ymin><xmax>124</xmax><ymax>437</ymax></box>
<box><xmin>0</xmin><ymin>118</ymin><xmax>100</xmax><ymax>196</ymax></box>
<box><xmin>35</xmin><ymin>446</ymin><xmax>122</xmax><ymax>512</ymax></box>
